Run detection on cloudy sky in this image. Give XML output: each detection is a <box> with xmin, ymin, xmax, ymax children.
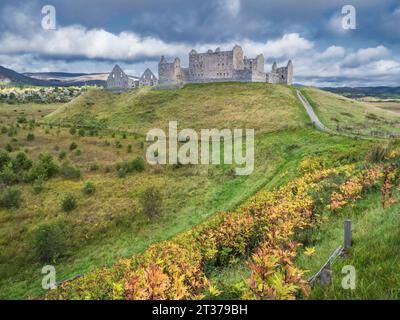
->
<box><xmin>0</xmin><ymin>0</ymin><xmax>399</xmax><ymax>86</ymax></box>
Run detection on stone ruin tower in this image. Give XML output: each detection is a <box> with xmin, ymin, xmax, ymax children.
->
<box><xmin>158</xmin><ymin>45</ymin><xmax>293</xmax><ymax>85</ymax></box>
<box><xmin>266</xmin><ymin>60</ymin><xmax>293</xmax><ymax>85</ymax></box>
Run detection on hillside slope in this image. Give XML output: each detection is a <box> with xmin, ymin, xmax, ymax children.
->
<box><xmin>46</xmin><ymin>83</ymin><xmax>307</xmax><ymax>135</ymax></box>
<box><xmin>302</xmin><ymin>87</ymin><xmax>400</xmax><ymax>136</ymax></box>
<box><xmin>0</xmin><ymin>65</ymin><xmax>51</xmax><ymax>86</ymax></box>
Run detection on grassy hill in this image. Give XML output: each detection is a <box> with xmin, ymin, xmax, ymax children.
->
<box><xmin>0</xmin><ymin>83</ymin><xmax>398</xmax><ymax>299</ymax></box>
<box><xmin>302</xmin><ymin>87</ymin><xmax>400</xmax><ymax>136</ymax></box>
<box><xmin>46</xmin><ymin>83</ymin><xmax>307</xmax><ymax>135</ymax></box>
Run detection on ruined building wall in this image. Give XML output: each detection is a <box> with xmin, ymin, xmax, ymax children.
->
<box><xmin>266</xmin><ymin>61</ymin><xmax>293</xmax><ymax>85</ymax></box>
<box><xmin>158</xmin><ymin>46</ymin><xmax>292</xmax><ymax>85</ymax></box>
<box><xmin>106</xmin><ymin>65</ymin><xmax>129</xmax><ymax>89</ymax></box>
<box><xmin>158</xmin><ymin>57</ymin><xmax>184</xmax><ymax>85</ymax></box>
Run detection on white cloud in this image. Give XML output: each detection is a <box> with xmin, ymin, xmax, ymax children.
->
<box><xmin>264</xmin><ymin>33</ymin><xmax>314</xmax><ymax>58</ymax></box>
<box><xmin>218</xmin><ymin>0</ymin><xmax>241</xmax><ymax>17</ymax></box>
<box><xmin>342</xmin><ymin>45</ymin><xmax>390</xmax><ymax>67</ymax></box>
<box><xmin>0</xmin><ymin>25</ymin><xmax>192</xmax><ymax>61</ymax></box>
<box><xmin>317</xmin><ymin>46</ymin><xmax>346</xmax><ymax>60</ymax></box>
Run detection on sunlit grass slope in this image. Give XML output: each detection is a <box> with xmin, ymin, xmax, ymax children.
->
<box><xmin>302</xmin><ymin>87</ymin><xmax>400</xmax><ymax>135</ymax></box>
<box><xmin>46</xmin><ymin>83</ymin><xmax>307</xmax><ymax>135</ymax></box>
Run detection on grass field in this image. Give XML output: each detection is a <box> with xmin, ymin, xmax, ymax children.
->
<box><xmin>0</xmin><ymin>83</ymin><xmax>398</xmax><ymax>299</ymax></box>
<box><xmin>302</xmin><ymin>87</ymin><xmax>400</xmax><ymax>135</ymax></box>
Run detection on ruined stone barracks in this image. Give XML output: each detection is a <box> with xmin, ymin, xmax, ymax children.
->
<box><xmin>158</xmin><ymin>45</ymin><xmax>293</xmax><ymax>85</ymax></box>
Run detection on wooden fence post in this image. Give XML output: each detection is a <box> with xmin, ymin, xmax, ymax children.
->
<box><xmin>344</xmin><ymin>220</ymin><xmax>352</xmax><ymax>250</ymax></box>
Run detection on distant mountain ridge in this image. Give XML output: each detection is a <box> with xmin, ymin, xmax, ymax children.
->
<box><xmin>322</xmin><ymin>86</ymin><xmax>400</xmax><ymax>99</ymax></box>
<box><xmin>0</xmin><ymin>65</ymin><xmax>52</xmax><ymax>86</ymax></box>
<box><xmin>0</xmin><ymin>65</ymin><xmax>108</xmax><ymax>87</ymax></box>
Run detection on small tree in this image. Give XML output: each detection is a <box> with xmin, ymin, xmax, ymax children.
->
<box><xmin>83</xmin><ymin>181</ymin><xmax>96</xmax><ymax>195</ymax></box>
<box><xmin>0</xmin><ymin>149</ymin><xmax>11</xmax><ymax>170</ymax></box>
<box><xmin>33</xmin><ymin>175</ymin><xmax>45</xmax><ymax>194</ymax></box>
<box><xmin>58</xmin><ymin>151</ymin><xmax>67</xmax><ymax>160</ymax></box>
<box><xmin>61</xmin><ymin>194</ymin><xmax>77</xmax><ymax>212</ymax></box>
<box><xmin>0</xmin><ymin>186</ymin><xmax>22</xmax><ymax>208</ymax></box>
<box><xmin>131</xmin><ymin>156</ymin><xmax>145</xmax><ymax>172</ymax></box>
<box><xmin>69</xmin><ymin>142</ymin><xmax>78</xmax><ymax>151</ymax></box>
<box><xmin>12</xmin><ymin>152</ymin><xmax>32</xmax><ymax>172</ymax></box>
<box><xmin>31</xmin><ymin>221</ymin><xmax>66</xmax><ymax>263</ymax></box>
<box><xmin>27</xmin><ymin>133</ymin><xmax>35</xmax><ymax>141</ymax></box>
<box><xmin>69</xmin><ymin>127</ymin><xmax>77</xmax><ymax>135</ymax></box>
<box><xmin>140</xmin><ymin>186</ymin><xmax>162</xmax><ymax>219</ymax></box>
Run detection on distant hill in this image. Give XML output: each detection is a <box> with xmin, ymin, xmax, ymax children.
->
<box><xmin>322</xmin><ymin>86</ymin><xmax>400</xmax><ymax>99</ymax></box>
<box><xmin>0</xmin><ymin>65</ymin><xmax>53</xmax><ymax>86</ymax></box>
<box><xmin>23</xmin><ymin>71</ymin><xmax>110</xmax><ymax>86</ymax></box>
<box><xmin>1</xmin><ymin>65</ymin><xmax>116</xmax><ymax>87</ymax></box>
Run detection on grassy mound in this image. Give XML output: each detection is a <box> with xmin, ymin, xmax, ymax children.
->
<box><xmin>45</xmin><ymin>83</ymin><xmax>307</xmax><ymax>135</ymax></box>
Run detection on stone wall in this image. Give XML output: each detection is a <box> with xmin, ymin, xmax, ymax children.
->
<box><xmin>106</xmin><ymin>65</ymin><xmax>129</xmax><ymax>89</ymax></box>
<box><xmin>158</xmin><ymin>45</ymin><xmax>292</xmax><ymax>85</ymax></box>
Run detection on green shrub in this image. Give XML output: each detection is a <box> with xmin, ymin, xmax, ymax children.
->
<box><xmin>59</xmin><ymin>151</ymin><xmax>67</xmax><ymax>160</ymax></box>
<box><xmin>27</xmin><ymin>133</ymin><xmax>35</xmax><ymax>141</ymax></box>
<box><xmin>140</xmin><ymin>186</ymin><xmax>162</xmax><ymax>219</ymax></box>
<box><xmin>12</xmin><ymin>152</ymin><xmax>32</xmax><ymax>172</ymax></box>
<box><xmin>122</xmin><ymin>133</ymin><xmax>127</xmax><ymax>139</ymax></box>
<box><xmin>69</xmin><ymin>142</ymin><xmax>78</xmax><ymax>151</ymax></box>
<box><xmin>74</xmin><ymin>149</ymin><xmax>81</xmax><ymax>156</ymax></box>
<box><xmin>7</xmin><ymin>126</ymin><xmax>17</xmax><ymax>137</ymax></box>
<box><xmin>131</xmin><ymin>156</ymin><xmax>145</xmax><ymax>172</ymax></box>
<box><xmin>61</xmin><ymin>194</ymin><xmax>77</xmax><ymax>212</ymax></box>
<box><xmin>0</xmin><ymin>149</ymin><xmax>11</xmax><ymax>170</ymax></box>
<box><xmin>127</xmin><ymin>144</ymin><xmax>132</xmax><ymax>153</ymax></box>
<box><xmin>140</xmin><ymin>141</ymin><xmax>145</xmax><ymax>149</ymax></box>
<box><xmin>5</xmin><ymin>143</ymin><xmax>13</xmax><ymax>152</ymax></box>
<box><xmin>1</xmin><ymin>126</ymin><xmax>7</xmax><ymax>134</ymax></box>
<box><xmin>89</xmin><ymin>162</ymin><xmax>99</xmax><ymax>171</ymax></box>
<box><xmin>83</xmin><ymin>181</ymin><xmax>96</xmax><ymax>195</ymax></box>
<box><xmin>116</xmin><ymin>161</ymin><xmax>130</xmax><ymax>178</ymax></box>
<box><xmin>116</xmin><ymin>156</ymin><xmax>145</xmax><ymax>177</ymax></box>
<box><xmin>69</xmin><ymin>127</ymin><xmax>77</xmax><ymax>135</ymax></box>
<box><xmin>115</xmin><ymin>141</ymin><xmax>122</xmax><ymax>149</ymax></box>
<box><xmin>31</xmin><ymin>221</ymin><xmax>66</xmax><ymax>263</ymax></box>
<box><xmin>61</xmin><ymin>162</ymin><xmax>81</xmax><ymax>180</ymax></box>
<box><xmin>78</xmin><ymin>128</ymin><xmax>85</xmax><ymax>137</ymax></box>
<box><xmin>16</xmin><ymin>115</ymin><xmax>27</xmax><ymax>124</ymax></box>
<box><xmin>24</xmin><ymin>153</ymin><xmax>59</xmax><ymax>182</ymax></box>
<box><xmin>0</xmin><ymin>163</ymin><xmax>18</xmax><ymax>184</ymax></box>
<box><xmin>33</xmin><ymin>175</ymin><xmax>45</xmax><ymax>194</ymax></box>
<box><xmin>0</xmin><ymin>186</ymin><xmax>22</xmax><ymax>208</ymax></box>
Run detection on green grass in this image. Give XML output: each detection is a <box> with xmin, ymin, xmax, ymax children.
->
<box><xmin>0</xmin><ymin>102</ymin><xmax>60</xmax><ymax>123</ymax></box>
<box><xmin>297</xmin><ymin>192</ymin><xmax>400</xmax><ymax>300</ymax></box>
<box><xmin>46</xmin><ymin>83</ymin><xmax>307</xmax><ymax>135</ymax></box>
<box><xmin>302</xmin><ymin>87</ymin><xmax>400</xmax><ymax>136</ymax></box>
